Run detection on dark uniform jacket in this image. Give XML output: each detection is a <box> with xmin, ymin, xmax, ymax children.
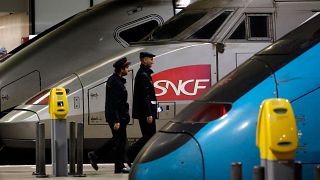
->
<box><xmin>132</xmin><ymin>64</ymin><xmax>157</xmax><ymax>119</ymax></box>
<box><xmin>105</xmin><ymin>74</ymin><xmax>130</xmax><ymax>124</ymax></box>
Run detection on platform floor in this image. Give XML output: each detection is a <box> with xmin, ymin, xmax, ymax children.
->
<box><xmin>0</xmin><ymin>164</ymin><xmax>128</xmax><ymax>180</ymax></box>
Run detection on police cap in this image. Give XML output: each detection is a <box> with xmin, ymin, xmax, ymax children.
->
<box><xmin>139</xmin><ymin>52</ymin><xmax>156</xmax><ymax>59</ymax></box>
<box><xmin>113</xmin><ymin>57</ymin><xmax>130</xmax><ymax>69</ymax></box>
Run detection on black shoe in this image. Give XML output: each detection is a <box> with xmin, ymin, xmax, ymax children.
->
<box><xmin>114</xmin><ymin>167</ymin><xmax>130</xmax><ymax>174</ymax></box>
<box><xmin>127</xmin><ymin>162</ymin><xmax>132</xmax><ymax>167</ymax></box>
<box><xmin>88</xmin><ymin>151</ymin><xmax>99</xmax><ymax>171</ymax></box>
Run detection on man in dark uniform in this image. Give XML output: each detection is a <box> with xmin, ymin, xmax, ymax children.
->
<box><xmin>88</xmin><ymin>57</ymin><xmax>131</xmax><ymax>173</ymax></box>
<box><xmin>128</xmin><ymin>52</ymin><xmax>157</xmax><ymax>162</ymax></box>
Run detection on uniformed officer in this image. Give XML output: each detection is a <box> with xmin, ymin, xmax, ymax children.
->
<box><xmin>128</xmin><ymin>52</ymin><xmax>157</xmax><ymax>162</ymax></box>
<box><xmin>88</xmin><ymin>57</ymin><xmax>131</xmax><ymax>173</ymax></box>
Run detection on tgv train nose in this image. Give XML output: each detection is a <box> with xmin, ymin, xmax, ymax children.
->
<box><xmin>129</xmin><ymin>122</ymin><xmax>205</xmax><ymax>180</ymax></box>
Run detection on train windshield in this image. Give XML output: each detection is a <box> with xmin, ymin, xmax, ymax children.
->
<box><xmin>142</xmin><ymin>8</ymin><xmax>232</xmax><ymax>42</ymax></box>
<box><xmin>146</xmin><ymin>11</ymin><xmax>206</xmax><ymax>41</ymax></box>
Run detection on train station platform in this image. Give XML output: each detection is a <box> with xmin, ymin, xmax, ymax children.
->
<box><xmin>0</xmin><ymin>164</ymin><xmax>128</xmax><ymax>180</ymax></box>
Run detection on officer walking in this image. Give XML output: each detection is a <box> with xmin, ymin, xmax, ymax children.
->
<box><xmin>128</xmin><ymin>52</ymin><xmax>157</xmax><ymax>162</ymax></box>
<box><xmin>88</xmin><ymin>57</ymin><xmax>131</xmax><ymax>173</ymax></box>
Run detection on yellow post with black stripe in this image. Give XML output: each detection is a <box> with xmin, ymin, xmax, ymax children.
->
<box><xmin>49</xmin><ymin>88</ymin><xmax>69</xmax><ymax>176</ymax></box>
<box><xmin>256</xmin><ymin>98</ymin><xmax>298</xmax><ymax>180</ymax></box>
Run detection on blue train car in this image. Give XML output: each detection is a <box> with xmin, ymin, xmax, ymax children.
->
<box><xmin>129</xmin><ymin>13</ymin><xmax>320</xmax><ymax>180</ymax></box>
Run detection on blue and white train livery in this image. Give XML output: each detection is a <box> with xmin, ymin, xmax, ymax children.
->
<box><xmin>129</xmin><ymin>13</ymin><xmax>320</xmax><ymax>180</ymax></box>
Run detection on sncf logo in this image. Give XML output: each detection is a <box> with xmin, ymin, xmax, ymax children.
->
<box><xmin>152</xmin><ymin>65</ymin><xmax>211</xmax><ymax>101</ymax></box>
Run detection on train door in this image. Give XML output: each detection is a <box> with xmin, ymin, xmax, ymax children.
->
<box><xmin>87</xmin><ymin>80</ymin><xmax>111</xmax><ymax>140</ymax></box>
<box><xmin>217</xmin><ymin>13</ymin><xmax>273</xmax><ymax>80</ymax></box>
<box><xmin>87</xmin><ymin>70</ymin><xmax>135</xmax><ymax>140</ymax></box>
<box><xmin>88</xmin><ymin>82</ymin><xmax>107</xmax><ymax>125</ymax></box>
<box><xmin>0</xmin><ymin>70</ymin><xmax>41</xmax><ymax>115</ymax></box>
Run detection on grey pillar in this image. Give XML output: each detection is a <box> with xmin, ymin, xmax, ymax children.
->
<box><xmin>69</xmin><ymin>122</ymin><xmax>76</xmax><ymax>175</ymax></box>
<box><xmin>36</xmin><ymin>122</ymin><xmax>48</xmax><ymax>178</ymax></box>
<box><xmin>33</xmin><ymin>122</ymin><xmax>40</xmax><ymax>175</ymax></box>
<box><xmin>74</xmin><ymin>123</ymin><xmax>86</xmax><ymax>177</ymax></box>
<box><xmin>261</xmin><ymin>159</ymin><xmax>295</xmax><ymax>180</ymax></box>
<box><xmin>51</xmin><ymin>119</ymin><xmax>68</xmax><ymax>176</ymax></box>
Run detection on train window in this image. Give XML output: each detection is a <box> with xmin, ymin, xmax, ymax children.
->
<box><xmin>228</xmin><ymin>14</ymin><xmax>272</xmax><ymax>41</ymax></box>
<box><xmin>119</xmin><ymin>20</ymin><xmax>159</xmax><ymax>43</ymax></box>
<box><xmin>188</xmin><ymin>11</ymin><xmax>232</xmax><ymax>39</ymax></box>
<box><xmin>229</xmin><ymin>20</ymin><xmax>245</xmax><ymax>39</ymax></box>
<box><xmin>249</xmin><ymin>16</ymin><xmax>269</xmax><ymax>39</ymax></box>
<box><xmin>148</xmin><ymin>12</ymin><xmax>206</xmax><ymax>40</ymax></box>
<box><xmin>114</xmin><ymin>14</ymin><xmax>164</xmax><ymax>47</ymax></box>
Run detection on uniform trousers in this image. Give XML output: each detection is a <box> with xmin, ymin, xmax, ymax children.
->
<box><xmin>127</xmin><ymin>117</ymin><xmax>156</xmax><ymax>162</ymax></box>
<box><xmin>94</xmin><ymin>122</ymin><xmax>127</xmax><ymax>169</ymax></box>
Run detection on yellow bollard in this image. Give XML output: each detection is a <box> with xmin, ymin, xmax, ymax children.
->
<box><xmin>256</xmin><ymin>98</ymin><xmax>298</xmax><ymax>179</ymax></box>
<box><xmin>49</xmin><ymin>88</ymin><xmax>69</xmax><ymax>120</ymax></box>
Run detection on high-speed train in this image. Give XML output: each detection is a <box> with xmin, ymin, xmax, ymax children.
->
<box><xmin>1</xmin><ymin>0</ymin><xmax>320</xmax><ymax>150</ymax></box>
<box><xmin>129</xmin><ymin>13</ymin><xmax>320</xmax><ymax>180</ymax></box>
<box><xmin>0</xmin><ymin>0</ymin><xmax>176</xmax><ymax>117</ymax></box>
